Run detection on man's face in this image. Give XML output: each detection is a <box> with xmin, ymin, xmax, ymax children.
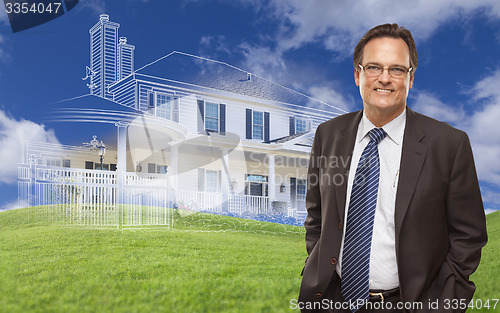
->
<box><xmin>354</xmin><ymin>37</ymin><xmax>414</xmax><ymax>120</ymax></box>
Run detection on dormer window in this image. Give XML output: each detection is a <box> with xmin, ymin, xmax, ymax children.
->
<box><xmin>289</xmin><ymin>116</ymin><xmax>311</xmax><ymax>135</ymax></box>
<box><xmin>147</xmin><ymin>91</ymin><xmax>174</xmax><ymax>120</ymax></box>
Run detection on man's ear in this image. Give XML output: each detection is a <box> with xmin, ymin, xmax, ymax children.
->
<box><xmin>354</xmin><ymin>69</ymin><xmax>360</xmax><ymax>86</ymax></box>
<box><xmin>409</xmin><ymin>73</ymin><xmax>414</xmax><ymax>89</ymax></box>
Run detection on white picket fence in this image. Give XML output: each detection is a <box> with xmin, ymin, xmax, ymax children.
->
<box><xmin>17</xmin><ymin>164</ymin><xmax>276</xmax><ymax>227</ymax></box>
<box><xmin>18</xmin><ymin>165</ymin><xmax>173</xmax><ymax>228</ymax></box>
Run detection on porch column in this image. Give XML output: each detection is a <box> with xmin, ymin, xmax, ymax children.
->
<box><xmin>170</xmin><ymin>142</ymin><xmax>178</xmax><ymax>194</ymax></box>
<box><xmin>268</xmin><ymin>154</ymin><xmax>276</xmax><ymax>213</ymax></box>
<box><xmin>115</xmin><ymin>121</ymin><xmax>129</xmax><ymax>206</ymax></box>
<box><xmin>221</xmin><ymin>148</ymin><xmax>230</xmax><ymax>212</ymax></box>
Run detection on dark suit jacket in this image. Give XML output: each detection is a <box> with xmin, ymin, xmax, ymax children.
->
<box><xmin>299</xmin><ymin>107</ymin><xmax>488</xmax><ymax>313</ymax></box>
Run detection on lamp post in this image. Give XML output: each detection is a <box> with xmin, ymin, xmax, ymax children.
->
<box><xmin>97</xmin><ymin>141</ymin><xmax>106</xmax><ymax>170</ymax></box>
<box><xmin>83</xmin><ymin>135</ymin><xmax>106</xmax><ymax>170</ymax></box>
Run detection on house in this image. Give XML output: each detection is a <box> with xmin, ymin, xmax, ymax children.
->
<box><xmin>18</xmin><ymin>14</ymin><xmax>346</xmax><ymax>226</ymax></box>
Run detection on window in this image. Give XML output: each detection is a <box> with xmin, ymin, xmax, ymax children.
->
<box><xmin>62</xmin><ymin>159</ymin><xmax>71</xmax><ymax>168</ymax></box>
<box><xmin>95</xmin><ymin>163</ymin><xmax>109</xmax><ymax>170</ymax></box>
<box><xmin>245</xmin><ymin>174</ymin><xmax>268</xmax><ymax>197</ymax></box>
<box><xmin>148</xmin><ymin>91</ymin><xmax>173</xmax><ymax>120</ymax></box>
<box><xmin>297</xmin><ymin>179</ymin><xmax>307</xmax><ymax>200</ymax></box>
<box><xmin>246</xmin><ymin>109</ymin><xmax>269</xmax><ymax>141</ymax></box>
<box><xmin>147</xmin><ymin>163</ymin><xmax>168</xmax><ymax>174</ymax></box>
<box><xmin>205</xmin><ymin>170</ymin><xmax>218</xmax><ymax>193</ymax></box>
<box><xmin>290</xmin><ymin>116</ymin><xmax>310</xmax><ymax>135</ymax></box>
<box><xmin>198</xmin><ymin>168</ymin><xmax>220</xmax><ymax>192</ymax></box>
<box><xmin>296</xmin><ymin>118</ymin><xmax>307</xmax><ymax>134</ymax></box>
<box><xmin>85</xmin><ymin>161</ymin><xmax>94</xmax><ymax>170</ymax></box>
<box><xmin>46</xmin><ymin>159</ymin><xmax>60</xmax><ymax>167</ymax></box>
<box><xmin>205</xmin><ymin>102</ymin><xmax>219</xmax><ymax>132</ymax></box>
<box><xmin>156</xmin><ymin>93</ymin><xmax>172</xmax><ymax>120</ymax></box>
<box><xmin>157</xmin><ymin>165</ymin><xmax>168</xmax><ymax>174</ymax></box>
<box><xmin>252</xmin><ymin>111</ymin><xmax>263</xmax><ymax>140</ymax></box>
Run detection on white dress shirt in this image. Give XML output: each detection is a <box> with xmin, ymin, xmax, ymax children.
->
<box><xmin>337</xmin><ymin>108</ymin><xmax>406</xmax><ymax>290</ymax></box>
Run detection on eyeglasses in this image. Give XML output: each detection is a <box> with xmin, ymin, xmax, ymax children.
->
<box><xmin>358</xmin><ymin>64</ymin><xmax>412</xmax><ymax>78</ymax></box>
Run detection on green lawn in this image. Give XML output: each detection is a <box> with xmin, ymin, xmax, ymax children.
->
<box><xmin>0</xmin><ymin>207</ymin><xmax>307</xmax><ymax>313</ymax></box>
<box><xmin>470</xmin><ymin>212</ymin><xmax>500</xmax><ymax>312</ymax></box>
<box><xmin>0</xmin><ymin>208</ymin><xmax>498</xmax><ymax>313</ymax></box>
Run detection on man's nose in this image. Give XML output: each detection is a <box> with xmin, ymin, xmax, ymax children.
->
<box><xmin>378</xmin><ymin>68</ymin><xmax>391</xmax><ymax>83</ymax></box>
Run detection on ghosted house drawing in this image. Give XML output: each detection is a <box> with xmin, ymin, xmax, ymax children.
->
<box><xmin>18</xmin><ymin>14</ymin><xmax>344</xmax><ymax>226</ymax></box>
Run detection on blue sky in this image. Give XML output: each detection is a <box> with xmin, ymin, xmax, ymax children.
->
<box><xmin>0</xmin><ymin>0</ymin><xmax>500</xmax><ymax>214</ymax></box>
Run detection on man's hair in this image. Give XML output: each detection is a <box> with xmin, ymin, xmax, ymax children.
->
<box><xmin>353</xmin><ymin>23</ymin><xmax>418</xmax><ymax>74</ymax></box>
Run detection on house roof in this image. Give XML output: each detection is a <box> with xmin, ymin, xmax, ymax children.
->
<box><xmin>267</xmin><ymin>132</ymin><xmax>310</xmax><ymax>144</ymax></box>
<box><xmin>134</xmin><ymin>51</ymin><xmax>345</xmax><ymax>115</ymax></box>
<box><xmin>46</xmin><ymin>94</ymin><xmax>142</xmax><ymax>124</ymax></box>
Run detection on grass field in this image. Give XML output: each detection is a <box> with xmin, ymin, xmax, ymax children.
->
<box><xmin>0</xmin><ymin>207</ymin><xmax>498</xmax><ymax>313</ymax></box>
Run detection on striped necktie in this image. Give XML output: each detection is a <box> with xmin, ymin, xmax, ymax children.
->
<box><xmin>341</xmin><ymin>127</ymin><xmax>387</xmax><ymax>312</ymax></box>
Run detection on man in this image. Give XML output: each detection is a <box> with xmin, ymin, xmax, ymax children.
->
<box><xmin>298</xmin><ymin>23</ymin><xmax>487</xmax><ymax>313</ymax></box>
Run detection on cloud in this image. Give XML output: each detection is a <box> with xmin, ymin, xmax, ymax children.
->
<box><xmin>200</xmin><ymin>35</ymin><xmax>232</xmax><ymax>58</ymax></box>
<box><xmin>410</xmin><ymin>69</ymin><xmax>500</xmax><ymax>188</ymax></box>
<box><xmin>265</xmin><ymin>0</ymin><xmax>500</xmax><ymax>53</ymax></box>
<box><xmin>0</xmin><ymin>110</ymin><xmax>59</xmax><ymax>184</ymax></box>
<box><xmin>411</xmin><ymin>91</ymin><xmax>466</xmax><ymax>124</ymax></box>
<box><xmin>222</xmin><ymin>0</ymin><xmax>500</xmax><ymax>110</ymax></box>
<box><xmin>308</xmin><ymin>85</ymin><xmax>353</xmax><ymax>112</ymax></box>
<box><xmin>484</xmin><ymin>209</ymin><xmax>498</xmax><ymax>215</ymax></box>
<box><xmin>231</xmin><ymin>0</ymin><xmax>500</xmax><ymax>77</ymax></box>
<box><xmin>0</xmin><ymin>199</ymin><xmax>28</xmax><ymax>212</ymax></box>
<box><xmin>78</xmin><ymin>0</ymin><xmax>106</xmax><ymax>13</ymax></box>
<box><xmin>239</xmin><ymin>42</ymin><xmax>286</xmax><ymax>81</ymax></box>
<box><xmin>482</xmin><ymin>185</ymin><xmax>500</xmax><ymax>208</ymax></box>
<box><xmin>462</xmin><ymin>69</ymin><xmax>500</xmax><ymax>186</ymax></box>
<box><xmin>0</xmin><ymin>4</ymin><xmax>8</xmax><ymax>25</ymax></box>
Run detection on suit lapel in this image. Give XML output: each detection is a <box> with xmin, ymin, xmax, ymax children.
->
<box><xmin>395</xmin><ymin>107</ymin><xmax>428</xmax><ymax>239</ymax></box>
<box><xmin>335</xmin><ymin>111</ymin><xmax>362</xmax><ymax>222</ymax></box>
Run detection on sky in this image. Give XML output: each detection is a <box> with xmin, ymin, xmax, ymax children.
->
<box><xmin>0</xmin><ymin>0</ymin><xmax>500</xmax><ymax>214</ymax></box>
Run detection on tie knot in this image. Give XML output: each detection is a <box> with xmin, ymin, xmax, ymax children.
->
<box><xmin>369</xmin><ymin>128</ymin><xmax>386</xmax><ymax>144</ymax></box>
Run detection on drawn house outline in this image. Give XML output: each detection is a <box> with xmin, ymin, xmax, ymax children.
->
<box><xmin>18</xmin><ymin>14</ymin><xmax>346</xmax><ymax>225</ymax></box>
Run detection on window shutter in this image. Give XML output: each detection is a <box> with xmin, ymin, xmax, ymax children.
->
<box><xmin>173</xmin><ymin>96</ymin><xmax>180</xmax><ymax>123</ymax></box>
<box><xmin>148</xmin><ymin>92</ymin><xmax>155</xmax><ymax>109</ymax></box>
<box><xmin>246</xmin><ymin>109</ymin><xmax>252</xmax><ymax>139</ymax></box>
<box><xmin>197</xmin><ymin>100</ymin><xmax>205</xmax><ymax>133</ymax></box>
<box><xmin>289</xmin><ymin>116</ymin><xmax>295</xmax><ymax>136</ymax></box>
<box><xmin>198</xmin><ymin>168</ymin><xmax>205</xmax><ymax>192</ymax></box>
<box><xmin>264</xmin><ymin>112</ymin><xmax>270</xmax><ymax>142</ymax></box>
<box><xmin>219</xmin><ymin>103</ymin><xmax>226</xmax><ymax>135</ymax></box>
<box><xmin>290</xmin><ymin>177</ymin><xmax>297</xmax><ymax>208</ymax></box>
<box><xmin>307</xmin><ymin>118</ymin><xmax>312</xmax><ymax>132</ymax></box>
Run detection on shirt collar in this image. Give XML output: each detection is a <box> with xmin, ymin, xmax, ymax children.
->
<box><xmin>357</xmin><ymin>108</ymin><xmax>406</xmax><ymax>145</ymax></box>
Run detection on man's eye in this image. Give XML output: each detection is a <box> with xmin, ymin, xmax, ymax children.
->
<box><xmin>391</xmin><ymin>67</ymin><xmax>406</xmax><ymax>73</ymax></box>
<box><xmin>366</xmin><ymin>65</ymin><xmax>381</xmax><ymax>71</ymax></box>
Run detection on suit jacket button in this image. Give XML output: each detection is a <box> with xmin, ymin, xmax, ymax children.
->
<box><xmin>331</xmin><ymin>258</ymin><xmax>338</xmax><ymax>265</ymax></box>
<box><xmin>315</xmin><ymin>292</ymin><xmax>323</xmax><ymax>298</ymax></box>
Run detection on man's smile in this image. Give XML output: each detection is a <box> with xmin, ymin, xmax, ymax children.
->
<box><xmin>375</xmin><ymin>88</ymin><xmax>394</xmax><ymax>93</ymax></box>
